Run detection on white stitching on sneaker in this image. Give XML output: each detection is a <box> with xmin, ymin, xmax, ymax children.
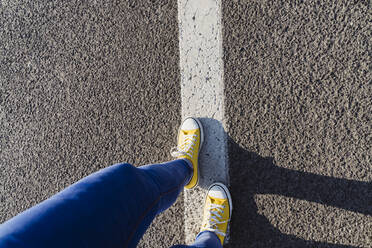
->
<box><xmin>171</xmin><ymin>134</ymin><xmax>198</xmax><ymax>159</ymax></box>
<box><xmin>203</xmin><ymin>203</ymin><xmax>227</xmax><ymax>237</ymax></box>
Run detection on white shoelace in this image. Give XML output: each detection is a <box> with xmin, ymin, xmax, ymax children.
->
<box><xmin>203</xmin><ymin>203</ymin><xmax>227</xmax><ymax>237</ymax></box>
<box><xmin>171</xmin><ymin>134</ymin><xmax>198</xmax><ymax>158</ymax></box>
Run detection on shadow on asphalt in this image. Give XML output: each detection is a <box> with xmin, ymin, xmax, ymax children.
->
<box><xmin>225</xmin><ymin>137</ymin><xmax>370</xmax><ymax>248</ymax></box>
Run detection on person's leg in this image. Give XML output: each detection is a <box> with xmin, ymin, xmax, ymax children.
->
<box><xmin>0</xmin><ymin>159</ymin><xmax>192</xmax><ymax>248</ymax></box>
<box><xmin>171</xmin><ymin>231</ymin><xmax>222</xmax><ymax>248</ymax></box>
<box><xmin>0</xmin><ymin>117</ymin><xmax>204</xmax><ymax>248</ymax></box>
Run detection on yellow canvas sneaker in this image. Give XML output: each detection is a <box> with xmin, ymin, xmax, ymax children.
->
<box><xmin>200</xmin><ymin>182</ymin><xmax>233</xmax><ymax>245</ymax></box>
<box><xmin>171</xmin><ymin>117</ymin><xmax>204</xmax><ymax>189</ymax></box>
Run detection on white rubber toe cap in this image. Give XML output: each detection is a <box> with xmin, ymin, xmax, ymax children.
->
<box><xmin>208</xmin><ymin>184</ymin><xmax>228</xmax><ymax>199</ymax></box>
<box><xmin>181</xmin><ymin>118</ymin><xmax>199</xmax><ymax>130</ymax></box>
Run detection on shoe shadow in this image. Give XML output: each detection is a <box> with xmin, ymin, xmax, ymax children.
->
<box><xmin>197</xmin><ymin>118</ymin><xmax>370</xmax><ymax>248</ymax></box>
<box><xmin>225</xmin><ymin>137</ymin><xmax>371</xmax><ymax>248</ymax></box>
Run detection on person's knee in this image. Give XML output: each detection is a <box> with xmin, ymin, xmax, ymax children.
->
<box><xmin>94</xmin><ymin>163</ymin><xmax>140</xmax><ymax>183</ymax></box>
<box><xmin>116</xmin><ymin>163</ymin><xmax>152</xmax><ymax>184</ymax></box>
<box><xmin>118</xmin><ymin>162</ymin><xmax>136</xmax><ymax>171</ymax></box>
<box><xmin>116</xmin><ymin>163</ymin><xmax>141</xmax><ymax>178</ymax></box>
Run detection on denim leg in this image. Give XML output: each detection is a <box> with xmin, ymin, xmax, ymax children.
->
<box><xmin>139</xmin><ymin>159</ymin><xmax>193</xmax><ymax>214</ymax></box>
<box><xmin>170</xmin><ymin>231</ymin><xmax>222</xmax><ymax>248</ymax></box>
<box><xmin>0</xmin><ymin>159</ymin><xmax>192</xmax><ymax>248</ymax></box>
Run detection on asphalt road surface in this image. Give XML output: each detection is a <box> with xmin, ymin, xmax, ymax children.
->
<box><xmin>0</xmin><ymin>1</ymin><xmax>182</xmax><ymax>247</ymax></box>
<box><xmin>1</xmin><ymin>0</ymin><xmax>371</xmax><ymax>248</ymax></box>
<box><xmin>223</xmin><ymin>1</ymin><xmax>371</xmax><ymax>247</ymax></box>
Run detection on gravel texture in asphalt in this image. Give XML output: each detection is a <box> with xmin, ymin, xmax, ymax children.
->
<box><xmin>1</xmin><ymin>0</ymin><xmax>371</xmax><ymax>247</ymax></box>
<box><xmin>0</xmin><ymin>1</ymin><xmax>181</xmax><ymax>247</ymax></box>
<box><xmin>223</xmin><ymin>1</ymin><xmax>371</xmax><ymax>247</ymax></box>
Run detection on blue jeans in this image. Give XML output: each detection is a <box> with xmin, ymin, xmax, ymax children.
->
<box><xmin>0</xmin><ymin>160</ymin><xmax>222</xmax><ymax>248</ymax></box>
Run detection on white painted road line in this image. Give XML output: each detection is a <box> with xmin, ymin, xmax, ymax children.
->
<box><xmin>177</xmin><ymin>0</ymin><xmax>228</xmax><ymax>244</ymax></box>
